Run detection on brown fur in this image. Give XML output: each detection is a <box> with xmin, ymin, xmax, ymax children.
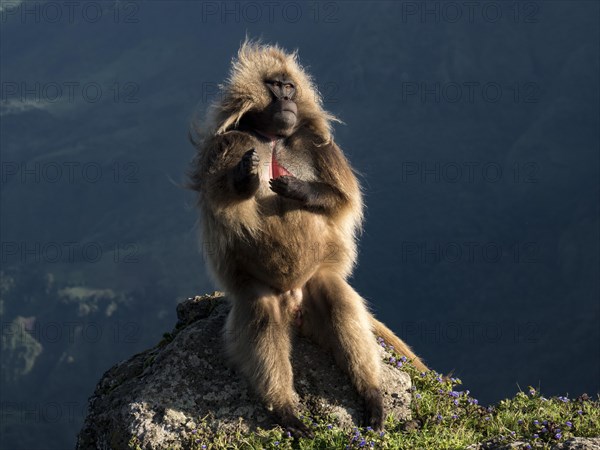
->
<box><xmin>189</xmin><ymin>40</ymin><xmax>427</xmax><ymax>433</ymax></box>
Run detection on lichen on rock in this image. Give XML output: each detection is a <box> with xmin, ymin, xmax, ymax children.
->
<box><xmin>76</xmin><ymin>293</ymin><xmax>412</xmax><ymax>450</ymax></box>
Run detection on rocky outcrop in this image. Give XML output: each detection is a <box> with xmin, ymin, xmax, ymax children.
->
<box><xmin>468</xmin><ymin>438</ymin><xmax>600</xmax><ymax>450</ymax></box>
<box><xmin>76</xmin><ymin>293</ymin><xmax>412</xmax><ymax>450</ymax></box>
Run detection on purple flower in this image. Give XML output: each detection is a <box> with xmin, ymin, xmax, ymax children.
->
<box><xmin>286</xmin><ymin>431</ymin><xmax>292</xmax><ymax>438</ymax></box>
<box><xmin>400</xmin><ymin>356</ymin><xmax>407</xmax><ymax>362</ymax></box>
<box><xmin>359</xmin><ymin>439</ymin><xmax>366</xmax><ymax>447</ymax></box>
<box><xmin>194</xmin><ymin>440</ymin><xmax>200</xmax><ymax>444</ymax></box>
<box><xmin>191</xmin><ymin>429</ymin><xmax>197</xmax><ymax>434</ymax></box>
<box><xmin>524</xmin><ymin>445</ymin><xmax>532</xmax><ymax>450</ymax></box>
<box><xmin>420</xmin><ymin>372</ymin><xmax>426</xmax><ymax>377</ymax></box>
<box><xmin>274</xmin><ymin>442</ymin><xmax>279</xmax><ymax>446</ymax></box>
<box><xmin>327</xmin><ymin>424</ymin><xmax>333</xmax><ymax>430</ymax></box>
<box><xmin>529</xmin><ymin>388</ymin><xmax>536</xmax><ymax>395</ymax></box>
<box><xmin>396</xmin><ymin>361</ymin><xmax>403</xmax><ymax>368</ymax></box>
<box><xmin>555</xmin><ymin>432</ymin><xmax>562</xmax><ymax>439</ymax></box>
<box><xmin>533</xmin><ymin>420</ymin><xmax>539</xmax><ymax>425</ymax></box>
<box><xmin>541</xmin><ymin>427</ymin><xmax>548</xmax><ymax>434</ymax></box>
<box><xmin>415</xmin><ymin>393</ymin><xmax>422</xmax><ymax>399</ymax></box>
<box><xmin>566</xmin><ymin>421</ymin><xmax>573</xmax><ymax>428</ymax></box>
<box><xmin>453</xmin><ymin>400</ymin><xmax>459</xmax><ymax>406</ymax></box>
<box><xmin>577</xmin><ymin>410</ymin><xmax>583</xmax><ymax>415</ymax></box>
<box><xmin>389</xmin><ymin>357</ymin><xmax>396</xmax><ymax>364</ymax></box>
<box><xmin>517</xmin><ymin>420</ymin><xmax>523</xmax><ymax>425</ymax></box>
<box><xmin>533</xmin><ymin>434</ymin><xmax>539</xmax><ymax>439</ymax></box>
<box><xmin>379</xmin><ymin>431</ymin><xmax>385</xmax><ymax>437</ymax></box>
<box><xmin>201</xmin><ymin>446</ymin><xmax>206</xmax><ymax>450</ymax></box>
<box><xmin>449</xmin><ymin>391</ymin><xmax>460</xmax><ymax>398</ymax></box>
<box><xmin>436</xmin><ymin>414</ymin><xmax>443</xmax><ymax>421</ymax></box>
<box><xmin>558</xmin><ymin>396</ymin><xmax>569</xmax><ymax>403</ymax></box>
<box><xmin>452</xmin><ymin>414</ymin><xmax>458</xmax><ymax>419</ymax></box>
<box><xmin>484</xmin><ymin>416</ymin><xmax>490</xmax><ymax>421</ymax></box>
<box><xmin>542</xmin><ymin>420</ymin><xmax>548</xmax><ymax>426</ymax></box>
<box><xmin>436</xmin><ymin>376</ymin><xmax>443</xmax><ymax>383</ymax></box>
<box><xmin>366</xmin><ymin>426</ymin><xmax>373</xmax><ymax>432</ymax></box>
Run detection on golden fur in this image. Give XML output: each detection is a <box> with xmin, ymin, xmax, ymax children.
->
<box><xmin>189</xmin><ymin>40</ymin><xmax>427</xmax><ymax>433</ymax></box>
<box><xmin>202</xmin><ymin>40</ymin><xmax>339</xmax><ymax>142</ymax></box>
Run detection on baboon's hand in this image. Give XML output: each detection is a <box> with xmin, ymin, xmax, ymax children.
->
<box><xmin>239</xmin><ymin>148</ymin><xmax>260</xmax><ymax>177</ymax></box>
<box><xmin>277</xmin><ymin>406</ymin><xmax>314</xmax><ymax>439</ymax></box>
<box><xmin>233</xmin><ymin>149</ymin><xmax>260</xmax><ymax>196</ymax></box>
<box><xmin>269</xmin><ymin>175</ymin><xmax>309</xmax><ymax>202</ymax></box>
<box><xmin>363</xmin><ymin>387</ymin><xmax>384</xmax><ymax>431</ymax></box>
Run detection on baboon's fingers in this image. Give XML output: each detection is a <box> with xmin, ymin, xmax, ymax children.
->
<box><xmin>276</xmin><ymin>407</ymin><xmax>314</xmax><ymax>439</ymax></box>
<box><xmin>363</xmin><ymin>387</ymin><xmax>384</xmax><ymax>431</ymax></box>
<box><xmin>241</xmin><ymin>148</ymin><xmax>259</xmax><ymax>173</ymax></box>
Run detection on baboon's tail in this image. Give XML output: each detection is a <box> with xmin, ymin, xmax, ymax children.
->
<box><xmin>370</xmin><ymin>317</ymin><xmax>429</xmax><ymax>372</ymax></box>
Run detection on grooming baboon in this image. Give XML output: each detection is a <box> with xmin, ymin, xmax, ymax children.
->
<box><xmin>189</xmin><ymin>40</ymin><xmax>427</xmax><ymax>437</ymax></box>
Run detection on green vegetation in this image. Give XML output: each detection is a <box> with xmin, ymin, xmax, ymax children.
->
<box><xmin>159</xmin><ymin>341</ymin><xmax>599</xmax><ymax>450</ymax></box>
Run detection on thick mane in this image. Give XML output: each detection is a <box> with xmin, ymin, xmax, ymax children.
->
<box><xmin>202</xmin><ymin>40</ymin><xmax>339</xmax><ymax>144</ymax></box>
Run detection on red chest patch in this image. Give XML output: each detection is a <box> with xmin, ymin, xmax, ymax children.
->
<box><xmin>271</xmin><ymin>152</ymin><xmax>292</xmax><ymax>178</ymax></box>
<box><xmin>269</xmin><ymin>140</ymin><xmax>292</xmax><ymax>179</ymax></box>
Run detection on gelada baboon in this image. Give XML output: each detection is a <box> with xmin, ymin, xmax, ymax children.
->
<box><xmin>189</xmin><ymin>40</ymin><xmax>427</xmax><ymax>437</ymax></box>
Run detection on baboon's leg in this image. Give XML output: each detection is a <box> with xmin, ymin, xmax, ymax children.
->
<box><xmin>224</xmin><ymin>283</ymin><xmax>311</xmax><ymax>437</ymax></box>
<box><xmin>302</xmin><ymin>271</ymin><xmax>384</xmax><ymax>429</ymax></box>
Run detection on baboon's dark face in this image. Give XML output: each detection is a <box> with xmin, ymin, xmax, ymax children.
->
<box><xmin>247</xmin><ymin>75</ymin><xmax>298</xmax><ymax>137</ymax></box>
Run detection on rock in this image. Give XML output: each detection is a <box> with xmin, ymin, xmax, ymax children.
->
<box><xmin>76</xmin><ymin>293</ymin><xmax>412</xmax><ymax>449</ymax></box>
<box><xmin>553</xmin><ymin>438</ymin><xmax>600</xmax><ymax>450</ymax></box>
<box><xmin>467</xmin><ymin>438</ymin><xmax>600</xmax><ymax>450</ymax></box>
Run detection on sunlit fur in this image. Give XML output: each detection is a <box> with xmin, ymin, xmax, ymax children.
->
<box><xmin>189</xmin><ymin>40</ymin><xmax>427</xmax><ymax>433</ymax></box>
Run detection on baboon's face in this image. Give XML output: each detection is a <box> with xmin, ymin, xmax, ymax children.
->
<box><xmin>248</xmin><ymin>74</ymin><xmax>298</xmax><ymax>137</ymax></box>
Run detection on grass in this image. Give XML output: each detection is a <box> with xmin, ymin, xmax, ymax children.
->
<box><xmin>129</xmin><ymin>340</ymin><xmax>599</xmax><ymax>450</ymax></box>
